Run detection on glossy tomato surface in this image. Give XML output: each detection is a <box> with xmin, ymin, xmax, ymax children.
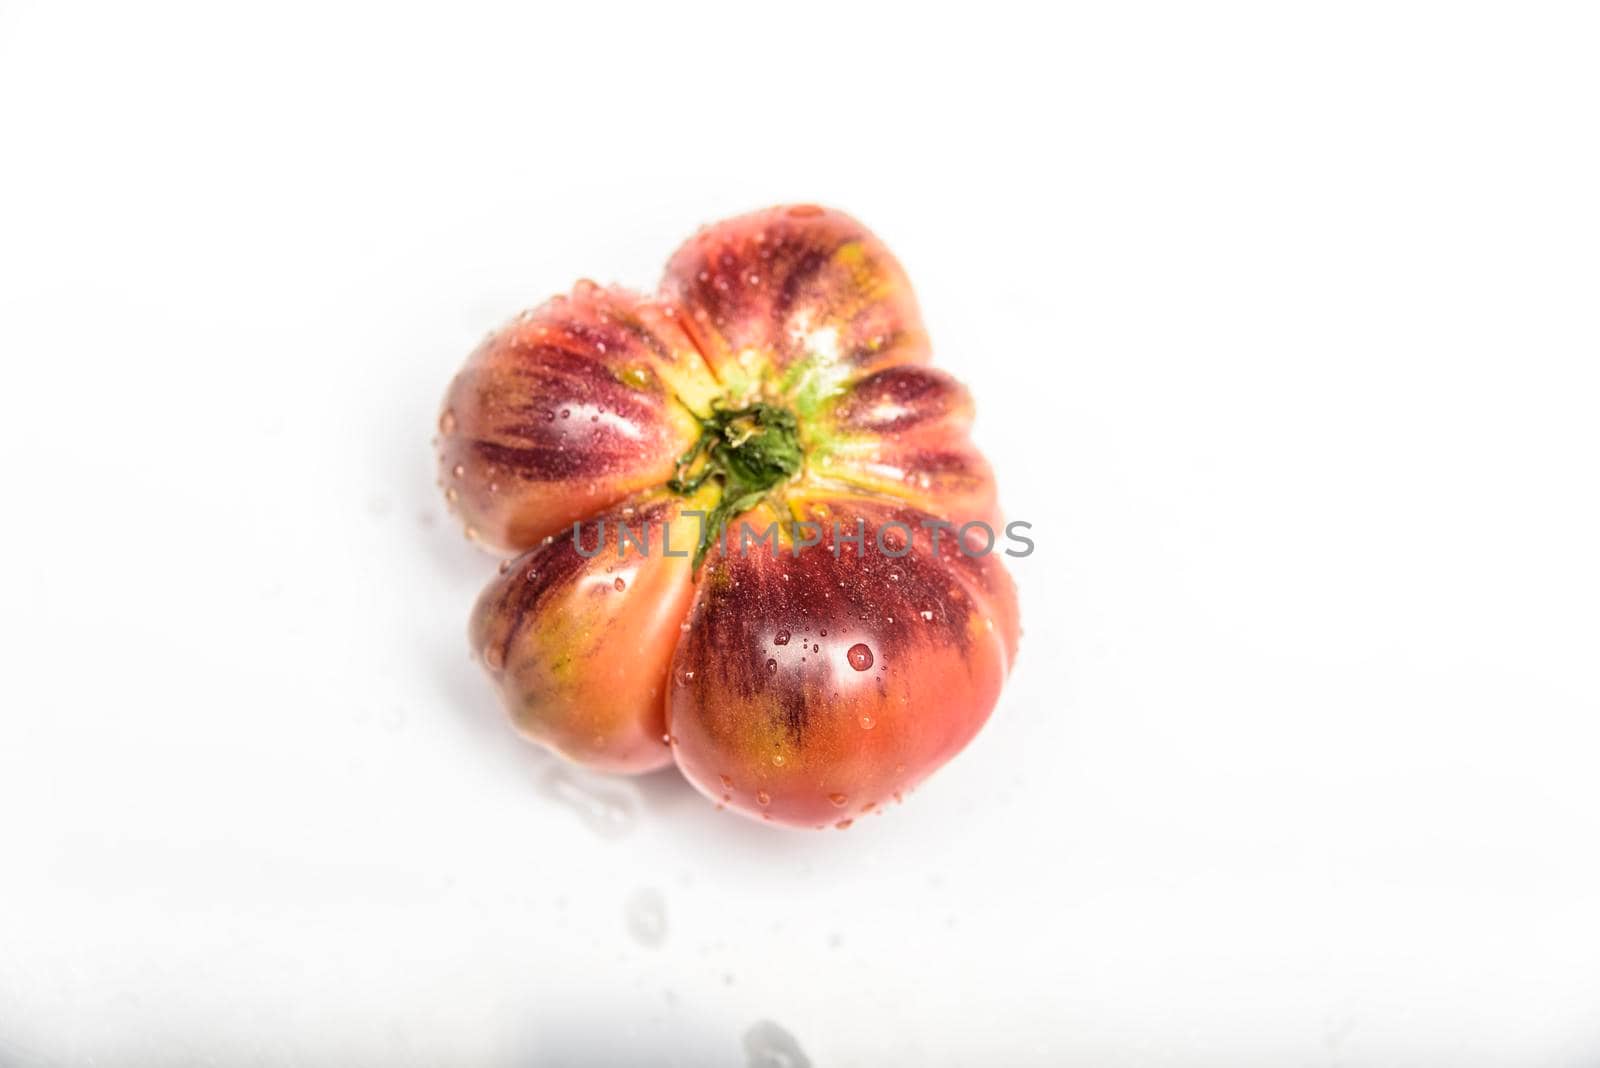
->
<box><xmin>440</xmin><ymin>206</ymin><xmax>1019</xmax><ymax>827</ymax></box>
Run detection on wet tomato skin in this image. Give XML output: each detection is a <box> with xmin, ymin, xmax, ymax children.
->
<box><xmin>660</xmin><ymin>204</ymin><xmax>930</xmax><ymax>387</ymax></box>
<box><xmin>438</xmin><ymin>282</ymin><xmax>719</xmax><ymax>553</ymax></box>
<box><xmin>442</xmin><ymin>206</ymin><xmax>1022</xmax><ymax>825</ymax></box>
<box><xmin>469</xmin><ymin>494</ymin><xmax>707</xmax><ymax>774</ymax></box>
<box><xmin>666</xmin><ymin>499</ymin><xmax>1018</xmax><ymax>827</ymax></box>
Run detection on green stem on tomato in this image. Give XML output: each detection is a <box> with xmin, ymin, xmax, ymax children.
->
<box><xmin>666</xmin><ymin>401</ymin><xmax>804</xmax><ymax>569</ymax></box>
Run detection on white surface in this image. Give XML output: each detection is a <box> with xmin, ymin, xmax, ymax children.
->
<box><xmin>3</xmin><ymin>2</ymin><xmax>1599</xmax><ymax>1065</ymax></box>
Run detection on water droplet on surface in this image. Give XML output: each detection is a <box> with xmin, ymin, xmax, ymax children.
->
<box><xmin>498</xmin><ymin>559</ymin><xmax>512</xmax><ymax>574</ymax></box>
<box><xmin>445</xmin><ymin>487</ymin><xmax>459</xmax><ymax>503</ymax></box>
<box><xmin>834</xmin><ymin>819</ymin><xmax>854</xmax><ymax>830</ymax></box>
<box><xmin>846</xmin><ymin>643</ymin><xmax>874</xmax><ymax>671</ymax></box>
<box><xmin>451</xmin><ymin>463</ymin><xmax>465</xmax><ymax>479</ymax></box>
<box><xmin>743</xmin><ymin>1019</ymin><xmax>811</xmax><ymax>1068</ymax></box>
<box><xmin>771</xmin><ymin>753</ymin><xmax>786</xmax><ymax>767</ymax></box>
<box><xmin>772</xmin><ymin>629</ymin><xmax>790</xmax><ymax>646</ymax></box>
<box><xmin>614</xmin><ymin>577</ymin><xmax>626</xmax><ymax>592</ymax></box>
<box><xmin>538</xmin><ymin>764</ymin><xmax>636</xmax><ymax>839</ymax></box>
<box><xmin>625</xmin><ymin>887</ymin><xmax>667</xmax><ymax>948</ymax></box>
<box><xmin>766</xmin><ymin>658</ymin><xmax>777</xmax><ymax>673</ymax></box>
<box><xmin>859</xmin><ymin>714</ymin><xmax>876</xmax><ymax>730</ymax></box>
<box><xmin>828</xmin><ymin>793</ymin><xmax>848</xmax><ymax>807</ymax></box>
<box><xmin>756</xmin><ymin>790</ymin><xmax>771</xmax><ymax>806</ymax></box>
<box><xmin>439</xmin><ymin>409</ymin><xmax>457</xmax><ymax>434</ymax></box>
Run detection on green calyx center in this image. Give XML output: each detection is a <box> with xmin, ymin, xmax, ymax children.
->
<box><xmin>667</xmin><ymin>401</ymin><xmax>803</xmax><ymax>567</ymax></box>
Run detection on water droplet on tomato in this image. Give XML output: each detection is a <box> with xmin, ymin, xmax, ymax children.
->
<box><xmin>614</xmin><ymin>577</ymin><xmax>626</xmax><ymax>592</ymax></box>
<box><xmin>766</xmin><ymin>658</ymin><xmax>777</xmax><ymax>672</ymax></box>
<box><xmin>859</xmin><ymin>714</ymin><xmax>876</xmax><ymax>730</ymax></box>
<box><xmin>846</xmin><ymin>643</ymin><xmax>874</xmax><ymax>671</ymax></box>
<box><xmin>828</xmin><ymin>793</ymin><xmax>847</xmax><ymax>807</ymax></box>
<box><xmin>756</xmin><ymin>790</ymin><xmax>771</xmax><ymax>806</ymax></box>
<box><xmin>439</xmin><ymin>409</ymin><xmax>457</xmax><ymax>434</ymax></box>
<box><xmin>773</xmin><ymin>629</ymin><xmax>790</xmax><ymax>646</ymax></box>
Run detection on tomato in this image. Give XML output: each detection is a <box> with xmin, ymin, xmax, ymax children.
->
<box><xmin>439</xmin><ymin>206</ymin><xmax>1020</xmax><ymax>827</ymax></box>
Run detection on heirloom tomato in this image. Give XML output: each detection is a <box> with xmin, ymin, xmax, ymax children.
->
<box><xmin>438</xmin><ymin>206</ymin><xmax>1019</xmax><ymax>828</ymax></box>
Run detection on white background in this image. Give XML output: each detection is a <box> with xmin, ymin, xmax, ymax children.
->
<box><xmin>2</xmin><ymin>2</ymin><xmax>1598</xmax><ymax>1065</ymax></box>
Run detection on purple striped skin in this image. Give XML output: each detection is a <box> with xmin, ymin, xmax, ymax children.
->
<box><xmin>666</xmin><ymin>495</ymin><xmax>1018</xmax><ymax>827</ymax></box>
<box><xmin>437</xmin><ymin>282</ymin><xmax>717</xmax><ymax>551</ymax></box>
<box><xmin>811</xmin><ymin>365</ymin><xmax>1000</xmax><ymax>530</ymax></box>
<box><xmin>469</xmin><ymin>493</ymin><xmax>708</xmax><ymax>774</ymax></box>
<box><xmin>660</xmin><ymin>205</ymin><xmax>930</xmax><ymax>386</ymax></box>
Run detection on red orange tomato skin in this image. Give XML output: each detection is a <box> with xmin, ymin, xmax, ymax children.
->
<box><xmin>666</xmin><ymin>499</ymin><xmax>1017</xmax><ymax>828</ymax></box>
<box><xmin>437</xmin><ymin>283</ymin><xmax>716</xmax><ymax>552</ymax></box>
